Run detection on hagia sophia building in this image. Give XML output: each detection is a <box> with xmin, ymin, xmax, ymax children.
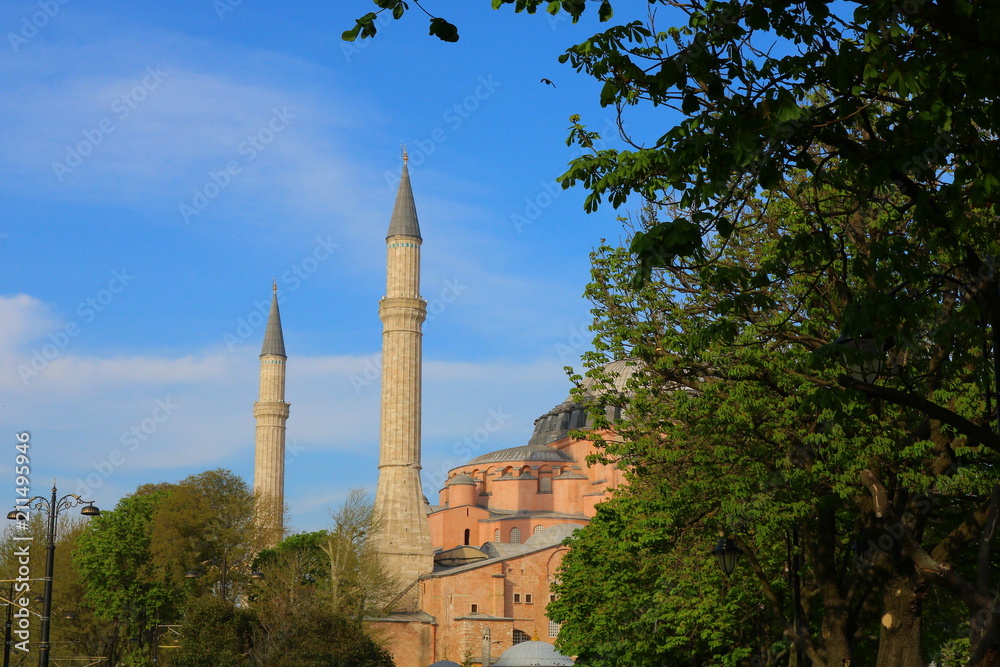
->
<box><xmin>251</xmin><ymin>156</ymin><xmax>633</xmax><ymax>666</ymax></box>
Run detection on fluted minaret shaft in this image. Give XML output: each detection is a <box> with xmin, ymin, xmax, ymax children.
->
<box><xmin>375</xmin><ymin>160</ymin><xmax>434</xmax><ymax>592</ymax></box>
<box><xmin>254</xmin><ymin>287</ymin><xmax>289</xmax><ymax>546</ymax></box>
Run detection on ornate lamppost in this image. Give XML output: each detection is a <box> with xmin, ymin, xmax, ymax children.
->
<box><xmin>6</xmin><ymin>484</ymin><xmax>99</xmax><ymax>667</ymax></box>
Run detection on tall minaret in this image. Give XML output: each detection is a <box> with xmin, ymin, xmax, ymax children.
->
<box><xmin>375</xmin><ymin>154</ymin><xmax>434</xmax><ymax>591</ymax></box>
<box><xmin>254</xmin><ymin>283</ymin><xmax>289</xmax><ymax>545</ymax></box>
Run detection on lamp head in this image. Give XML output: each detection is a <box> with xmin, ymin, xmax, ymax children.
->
<box><xmin>711</xmin><ymin>537</ymin><xmax>742</xmax><ymax>575</ymax></box>
<box><xmin>833</xmin><ymin>330</ymin><xmax>883</xmax><ymax>384</ymax></box>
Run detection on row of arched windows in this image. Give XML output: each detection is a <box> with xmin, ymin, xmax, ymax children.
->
<box><xmin>489</xmin><ymin>525</ymin><xmax>547</xmax><ymax>544</ymax></box>
<box><xmin>458</xmin><ymin>465</ymin><xmax>564</xmax><ymax>495</ymax></box>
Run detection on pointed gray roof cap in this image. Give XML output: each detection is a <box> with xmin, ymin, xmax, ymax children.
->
<box><xmin>261</xmin><ymin>286</ymin><xmax>285</xmax><ymax>357</ymax></box>
<box><xmin>386</xmin><ymin>160</ymin><xmax>421</xmax><ymax>240</ymax></box>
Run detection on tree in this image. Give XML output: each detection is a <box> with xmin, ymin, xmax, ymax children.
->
<box><xmin>173</xmin><ymin>596</ymin><xmax>257</xmax><ymax>667</ymax></box>
<box><xmin>321</xmin><ymin>488</ymin><xmax>398</xmax><ymax>620</ymax></box>
<box><xmin>149</xmin><ymin>469</ymin><xmax>264</xmax><ymax>603</ymax></box>
<box><xmin>73</xmin><ymin>488</ymin><xmax>179</xmax><ymax>652</ymax></box>
<box><xmin>247</xmin><ymin>493</ymin><xmax>398</xmax><ymax>666</ymax></box>
<box><xmin>547</xmin><ymin>183</ymin><xmax>995</xmax><ymax>665</ymax></box>
<box><xmin>254</xmin><ymin>607</ymin><xmax>394</xmax><ymax>667</ymax></box>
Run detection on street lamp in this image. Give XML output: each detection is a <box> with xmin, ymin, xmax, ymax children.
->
<box><xmin>711</xmin><ymin>537</ymin><xmax>742</xmax><ymax>575</ymax></box>
<box><xmin>6</xmin><ymin>484</ymin><xmax>99</xmax><ymax>667</ymax></box>
<box><xmin>833</xmin><ymin>331</ymin><xmax>884</xmax><ymax>384</ymax></box>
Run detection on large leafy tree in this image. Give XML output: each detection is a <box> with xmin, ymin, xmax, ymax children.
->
<box><xmin>73</xmin><ymin>489</ymin><xmax>178</xmax><ymax>642</ymax></box>
<box><xmin>549</xmin><ymin>184</ymin><xmax>996</xmax><ymax>665</ymax></box>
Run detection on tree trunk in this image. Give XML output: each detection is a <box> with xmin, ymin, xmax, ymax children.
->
<box><xmin>970</xmin><ymin>647</ymin><xmax>1000</xmax><ymax>667</ymax></box>
<box><xmin>817</xmin><ymin>611</ymin><xmax>854</xmax><ymax>667</ymax></box>
<box><xmin>875</xmin><ymin>575</ymin><xmax>924</xmax><ymax>667</ymax></box>
<box><xmin>969</xmin><ymin>615</ymin><xmax>1000</xmax><ymax>667</ymax></box>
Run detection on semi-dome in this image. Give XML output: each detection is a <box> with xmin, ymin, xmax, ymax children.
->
<box><xmin>492</xmin><ymin>640</ymin><xmax>574</xmax><ymax>666</ymax></box>
<box><xmin>468</xmin><ymin>444</ymin><xmax>574</xmax><ymax>466</ymax></box>
<box><xmin>447</xmin><ymin>473</ymin><xmax>476</xmax><ymax>486</ymax></box>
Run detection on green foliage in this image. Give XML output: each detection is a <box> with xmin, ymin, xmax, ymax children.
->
<box><xmin>549</xmin><ymin>187</ymin><xmax>997</xmax><ymax>663</ymax></box>
<box><xmin>173</xmin><ymin>596</ymin><xmax>257</xmax><ymax>667</ymax></box>
<box><xmin>150</xmin><ymin>468</ymin><xmax>262</xmax><ymax>602</ymax></box>
<box><xmin>73</xmin><ymin>490</ymin><xmax>177</xmax><ymax>634</ymax></box>
<box><xmin>254</xmin><ymin>609</ymin><xmax>394</xmax><ymax>667</ymax></box>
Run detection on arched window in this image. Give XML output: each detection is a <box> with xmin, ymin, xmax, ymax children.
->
<box><xmin>494</xmin><ymin>528</ymin><xmax>501</xmax><ymax>542</ymax></box>
<box><xmin>513</xmin><ymin>629</ymin><xmax>530</xmax><ymax>645</ymax></box>
<box><xmin>538</xmin><ymin>465</ymin><xmax>552</xmax><ymax>493</ymax></box>
<box><xmin>464</xmin><ymin>528</ymin><xmax>470</xmax><ymax>545</ymax></box>
<box><xmin>510</xmin><ymin>527</ymin><xmax>521</xmax><ymax>544</ymax></box>
<box><xmin>533</xmin><ymin>524</ymin><xmax>544</xmax><ymax>535</ymax></box>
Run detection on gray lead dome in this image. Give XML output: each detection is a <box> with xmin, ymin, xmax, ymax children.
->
<box><xmin>467</xmin><ymin>444</ymin><xmax>574</xmax><ymax>466</ymax></box>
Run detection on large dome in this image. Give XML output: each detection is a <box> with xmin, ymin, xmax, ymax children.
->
<box><xmin>528</xmin><ymin>359</ymin><xmax>640</xmax><ymax>446</ymax></box>
<box><xmin>467</xmin><ymin>444</ymin><xmax>574</xmax><ymax>466</ymax></box>
<box><xmin>492</xmin><ymin>640</ymin><xmax>574</xmax><ymax>666</ymax></box>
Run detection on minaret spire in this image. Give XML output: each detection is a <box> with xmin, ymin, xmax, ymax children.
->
<box><xmin>254</xmin><ymin>286</ymin><xmax>289</xmax><ymax>545</ymax></box>
<box><xmin>375</xmin><ymin>158</ymin><xmax>434</xmax><ymax>599</ymax></box>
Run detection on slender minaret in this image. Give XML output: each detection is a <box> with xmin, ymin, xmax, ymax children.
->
<box><xmin>375</xmin><ymin>154</ymin><xmax>434</xmax><ymax>591</ymax></box>
<box><xmin>254</xmin><ymin>283</ymin><xmax>289</xmax><ymax>545</ymax></box>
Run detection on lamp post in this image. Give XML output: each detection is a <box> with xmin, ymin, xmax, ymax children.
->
<box><xmin>6</xmin><ymin>484</ymin><xmax>99</xmax><ymax>667</ymax></box>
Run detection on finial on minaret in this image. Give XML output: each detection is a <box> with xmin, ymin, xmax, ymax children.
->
<box><xmin>272</xmin><ymin>279</ymin><xmax>277</xmax><ymax>293</ymax></box>
<box><xmin>402</xmin><ymin>143</ymin><xmax>408</xmax><ymax>164</ymax></box>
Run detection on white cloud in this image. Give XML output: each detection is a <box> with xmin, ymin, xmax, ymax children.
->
<box><xmin>0</xmin><ymin>292</ymin><xmax>573</xmax><ymax>531</ymax></box>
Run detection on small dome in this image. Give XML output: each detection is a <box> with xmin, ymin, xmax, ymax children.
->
<box><xmin>427</xmin><ymin>661</ymin><xmax>461</xmax><ymax>667</ymax></box>
<box><xmin>468</xmin><ymin>444</ymin><xmax>574</xmax><ymax>466</ymax></box>
<box><xmin>492</xmin><ymin>641</ymin><xmax>573</xmax><ymax>666</ymax></box>
<box><xmin>447</xmin><ymin>473</ymin><xmax>477</xmax><ymax>486</ymax></box>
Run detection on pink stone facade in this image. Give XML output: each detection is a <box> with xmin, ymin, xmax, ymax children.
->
<box><xmin>375</xmin><ymin>429</ymin><xmax>623</xmax><ymax>666</ymax></box>
<box><xmin>429</xmin><ymin>431</ymin><xmax>625</xmax><ymax>552</ymax></box>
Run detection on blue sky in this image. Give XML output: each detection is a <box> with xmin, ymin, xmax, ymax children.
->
<box><xmin>0</xmin><ymin>1</ymin><xmax>673</xmax><ymax>532</ymax></box>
